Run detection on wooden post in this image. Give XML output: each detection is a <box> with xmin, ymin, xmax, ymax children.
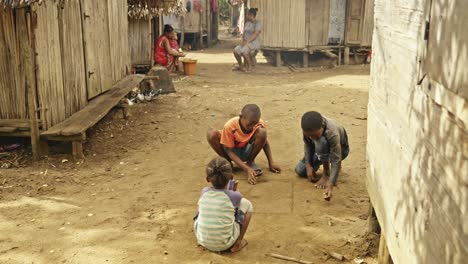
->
<box><xmin>214</xmin><ymin>0</ymin><xmax>219</xmax><ymax>42</ymax></box>
<box><xmin>303</xmin><ymin>51</ymin><xmax>309</xmax><ymax>68</ymax></box>
<box><xmin>180</xmin><ymin>16</ymin><xmax>185</xmax><ymax>49</ymax></box>
<box><xmin>199</xmin><ymin>6</ymin><xmax>203</xmax><ymax>49</ymax></box>
<box><xmin>378</xmin><ymin>234</ymin><xmax>393</xmax><ymax>264</ymax></box>
<box><xmin>344</xmin><ymin>46</ymin><xmax>350</xmax><ymax>65</ymax></box>
<box><xmin>275</xmin><ymin>50</ymin><xmax>281</xmax><ymax>67</ymax></box>
<box><xmin>338</xmin><ymin>47</ymin><xmax>342</xmax><ymax>66</ymax></box>
<box><xmin>206</xmin><ymin>0</ymin><xmax>212</xmax><ymax>47</ymax></box>
<box><xmin>149</xmin><ymin>19</ymin><xmax>154</xmax><ymax>66</ymax></box>
<box><xmin>22</xmin><ymin>9</ymin><xmax>43</xmax><ymax>160</ymax></box>
<box><xmin>368</xmin><ymin>203</ymin><xmax>381</xmax><ymax>233</ymax></box>
<box><xmin>72</xmin><ymin>141</ymin><xmax>84</xmax><ymax>160</ymax></box>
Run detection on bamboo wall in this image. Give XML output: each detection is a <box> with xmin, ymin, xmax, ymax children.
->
<box><xmin>0</xmin><ymin>0</ymin><xmax>131</xmax><ymax>130</ymax></box>
<box><xmin>368</xmin><ymin>0</ymin><xmax>467</xmax><ymax>263</ymax></box>
<box><xmin>128</xmin><ymin>19</ymin><xmax>152</xmax><ymax>64</ymax></box>
<box><xmin>0</xmin><ymin>9</ymin><xmax>28</xmax><ymax>120</ymax></box>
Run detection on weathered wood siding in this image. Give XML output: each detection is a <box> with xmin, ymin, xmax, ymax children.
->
<box><xmin>0</xmin><ymin>9</ymin><xmax>28</xmax><ymax>120</ymax></box>
<box><xmin>307</xmin><ymin>0</ymin><xmax>330</xmax><ymax>46</ymax></box>
<box><xmin>58</xmin><ymin>0</ymin><xmax>88</xmax><ymax>121</ymax></box>
<box><xmin>367</xmin><ymin>0</ymin><xmax>468</xmax><ymax>263</ymax></box>
<box><xmin>360</xmin><ymin>0</ymin><xmax>374</xmax><ymax>46</ymax></box>
<box><xmin>253</xmin><ymin>0</ymin><xmax>306</xmax><ymax>49</ymax></box>
<box><xmin>108</xmin><ymin>0</ymin><xmax>130</xmax><ymax>83</ymax></box>
<box><xmin>252</xmin><ymin>0</ymin><xmax>374</xmax><ymax>49</ymax></box>
<box><xmin>128</xmin><ymin>19</ymin><xmax>152</xmax><ymax>64</ymax></box>
<box><xmin>1</xmin><ymin>0</ymin><xmax>130</xmax><ymax>129</ymax></box>
<box><xmin>33</xmin><ymin>1</ymin><xmax>67</xmax><ymax>129</ymax></box>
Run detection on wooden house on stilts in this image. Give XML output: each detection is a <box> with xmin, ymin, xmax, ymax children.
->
<box><xmin>249</xmin><ymin>0</ymin><xmax>374</xmax><ymax>67</ymax></box>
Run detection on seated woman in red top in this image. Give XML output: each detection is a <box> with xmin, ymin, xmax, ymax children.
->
<box><xmin>154</xmin><ymin>25</ymin><xmax>185</xmax><ymax>73</ymax></box>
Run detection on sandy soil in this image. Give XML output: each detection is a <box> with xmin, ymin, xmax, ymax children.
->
<box><xmin>0</xmin><ymin>37</ymin><xmax>377</xmax><ymax>263</ymax></box>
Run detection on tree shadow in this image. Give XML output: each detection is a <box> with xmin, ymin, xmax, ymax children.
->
<box><xmin>369</xmin><ymin>0</ymin><xmax>467</xmax><ymax>263</ymax></box>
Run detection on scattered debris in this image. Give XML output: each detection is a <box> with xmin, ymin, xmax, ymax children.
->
<box><xmin>354</xmin><ymin>257</ymin><xmax>366</xmax><ymax>264</ymax></box>
<box><xmin>269</xmin><ymin>253</ymin><xmax>313</xmax><ymax>264</ymax></box>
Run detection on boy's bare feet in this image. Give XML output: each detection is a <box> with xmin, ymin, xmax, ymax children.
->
<box><xmin>315</xmin><ymin>175</ymin><xmax>329</xmax><ymax>189</ymax></box>
<box><xmin>230</xmin><ymin>239</ymin><xmax>248</xmax><ymax>253</ymax></box>
<box><xmin>323</xmin><ymin>182</ymin><xmax>333</xmax><ymax>201</ymax></box>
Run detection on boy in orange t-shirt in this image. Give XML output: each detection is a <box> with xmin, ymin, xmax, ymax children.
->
<box><xmin>207</xmin><ymin>104</ymin><xmax>281</xmax><ymax>185</ymax></box>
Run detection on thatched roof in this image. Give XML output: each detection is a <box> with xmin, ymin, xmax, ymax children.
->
<box><xmin>1</xmin><ymin>0</ymin><xmax>185</xmax><ymax>18</ymax></box>
<box><xmin>128</xmin><ymin>0</ymin><xmax>186</xmax><ymax>19</ymax></box>
<box><xmin>1</xmin><ymin>0</ymin><xmax>44</xmax><ymax>9</ymax></box>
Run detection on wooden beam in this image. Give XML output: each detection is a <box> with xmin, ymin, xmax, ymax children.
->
<box><xmin>0</xmin><ymin>131</ymin><xmax>31</xmax><ymax>138</ymax></box>
<box><xmin>41</xmin><ymin>132</ymin><xmax>86</xmax><ymax>142</ymax></box>
<box><xmin>0</xmin><ymin>119</ymin><xmax>35</xmax><ymax>128</ymax></box>
<box><xmin>0</xmin><ymin>127</ymin><xmax>18</xmax><ymax>133</ymax></box>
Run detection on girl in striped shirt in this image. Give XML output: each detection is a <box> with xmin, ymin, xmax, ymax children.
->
<box><xmin>194</xmin><ymin>157</ymin><xmax>253</xmax><ymax>252</ymax></box>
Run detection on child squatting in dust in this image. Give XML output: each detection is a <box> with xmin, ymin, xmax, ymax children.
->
<box><xmin>206</xmin><ymin>104</ymin><xmax>281</xmax><ymax>185</ymax></box>
<box><xmin>194</xmin><ymin>157</ymin><xmax>253</xmax><ymax>253</ymax></box>
<box><xmin>295</xmin><ymin>111</ymin><xmax>350</xmax><ymax>201</ymax></box>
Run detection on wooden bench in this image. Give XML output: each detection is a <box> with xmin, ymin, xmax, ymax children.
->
<box><xmin>41</xmin><ymin>74</ymin><xmax>145</xmax><ymax>159</ymax></box>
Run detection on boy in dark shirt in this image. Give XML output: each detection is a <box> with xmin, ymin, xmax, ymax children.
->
<box><xmin>295</xmin><ymin>111</ymin><xmax>350</xmax><ymax>201</ymax></box>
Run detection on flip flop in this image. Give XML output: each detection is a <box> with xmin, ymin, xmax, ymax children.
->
<box><xmin>250</xmin><ymin>163</ymin><xmax>263</xmax><ymax>177</ymax></box>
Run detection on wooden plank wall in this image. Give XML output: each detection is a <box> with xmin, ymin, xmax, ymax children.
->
<box><xmin>128</xmin><ymin>18</ymin><xmax>152</xmax><ymax>64</ymax></box>
<box><xmin>368</xmin><ymin>0</ymin><xmax>468</xmax><ymax>263</ymax></box>
<box><xmin>307</xmin><ymin>0</ymin><xmax>330</xmax><ymax>46</ymax></box>
<box><xmin>58</xmin><ymin>0</ymin><xmax>88</xmax><ymax>120</ymax></box>
<box><xmin>361</xmin><ymin>0</ymin><xmax>374</xmax><ymax>46</ymax></box>
<box><xmin>253</xmin><ymin>0</ymin><xmax>306</xmax><ymax>49</ymax></box>
<box><xmin>33</xmin><ymin>1</ymin><xmax>67</xmax><ymax>129</ymax></box>
<box><xmin>0</xmin><ymin>9</ymin><xmax>28</xmax><ymax>120</ymax></box>
<box><xmin>81</xmin><ymin>0</ymin><xmax>113</xmax><ymax>98</ymax></box>
<box><xmin>108</xmin><ymin>0</ymin><xmax>130</xmax><ymax>84</ymax></box>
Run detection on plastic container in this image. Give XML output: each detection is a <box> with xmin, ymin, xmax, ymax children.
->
<box><xmin>181</xmin><ymin>59</ymin><xmax>198</xmax><ymax>75</ymax></box>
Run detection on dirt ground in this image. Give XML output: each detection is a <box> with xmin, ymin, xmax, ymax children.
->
<box><xmin>0</xmin><ymin>37</ymin><xmax>378</xmax><ymax>263</ymax></box>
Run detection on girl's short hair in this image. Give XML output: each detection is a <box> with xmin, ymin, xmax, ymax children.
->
<box><xmin>206</xmin><ymin>158</ymin><xmax>232</xmax><ymax>189</ymax></box>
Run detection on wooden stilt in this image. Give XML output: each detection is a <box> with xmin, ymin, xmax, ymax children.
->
<box><xmin>275</xmin><ymin>50</ymin><xmax>281</xmax><ymax>67</ymax></box>
<box><xmin>303</xmin><ymin>51</ymin><xmax>309</xmax><ymax>68</ymax></box>
<box><xmin>206</xmin><ymin>0</ymin><xmax>212</xmax><ymax>47</ymax></box>
<box><xmin>344</xmin><ymin>47</ymin><xmax>350</xmax><ymax>65</ymax></box>
<box><xmin>368</xmin><ymin>203</ymin><xmax>381</xmax><ymax>233</ymax></box>
<box><xmin>72</xmin><ymin>141</ymin><xmax>84</xmax><ymax>160</ymax></box>
<box><xmin>199</xmin><ymin>8</ymin><xmax>203</xmax><ymax>49</ymax></box>
<box><xmin>338</xmin><ymin>47</ymin><xmax>342</xmax><ymax>66</ymax></box>
<box><xmin>378</xmin><ymin>234</ymin><xmax>393</xmax><ymax>264</ymax></box>
<box><xmin>180</xmin><ymin>16</ymin><xmax>185</xmax><ymax>49</ymax></box>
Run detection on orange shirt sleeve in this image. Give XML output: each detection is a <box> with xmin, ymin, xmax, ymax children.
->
<box><xmin>220</xmin><ymin>123</ymin><xmax>236</xmax><ymax>148</ymax></box>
